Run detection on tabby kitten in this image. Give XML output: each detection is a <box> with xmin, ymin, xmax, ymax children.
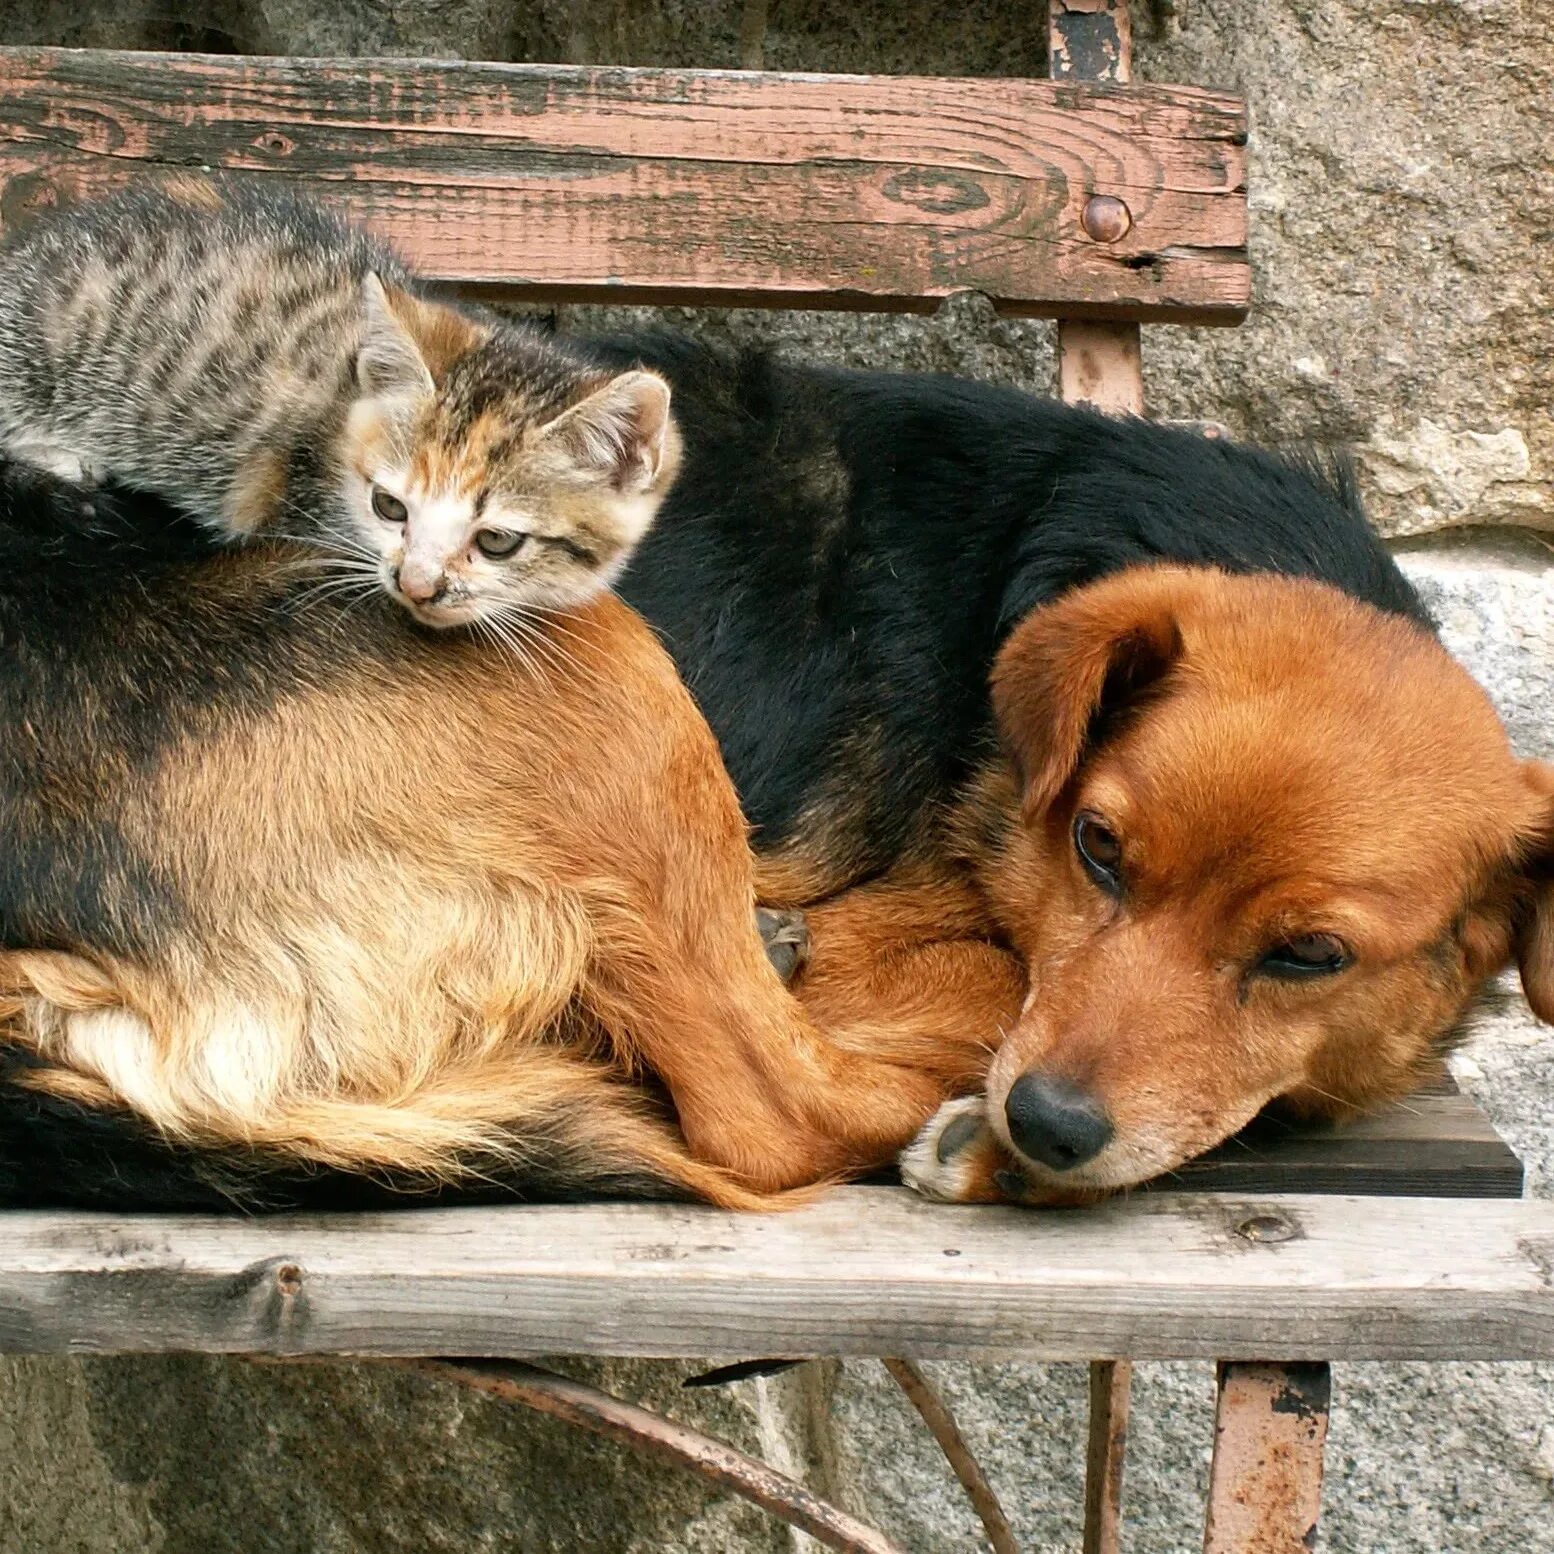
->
<box><xmin>0</xmin><ymin>179</ymin><xmax>679</xmax><ymax>627</ymax></box>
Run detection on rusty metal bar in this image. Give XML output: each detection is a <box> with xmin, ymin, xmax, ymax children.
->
<box><xmin>413</xmin><ymin>1359</ymin><xmax>906</xmax><ymax>1554</ymax></box>
<box><xmin>1082</xmin><ymin>1360</ymin><xmax>1132</xmax><ymax>1554</ymax></box>
<box><xmin>1203</xmin><ymin>1361</ymin><xmax>1331</xmax><ymax>1554</ymax></box>
<box><xmin>1050</xmin><ymin>0</ymin><xmax>1145</xmax><ymax>415</ymax></box>
<box><xmin>882</xmin><ymin>1358</ymin><xmax>1021</xmax><ymax>1554</ymax></box>
<box><xmin>263</xmin><ymin>1355</ymin><xmax>906</xmax><ymax>1554</ymax></box>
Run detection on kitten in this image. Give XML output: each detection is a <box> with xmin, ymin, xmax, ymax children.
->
<box><xmin>0</xmin><ymin>178</ymin><xmax>679</xmax><ymax>627</ymax></box>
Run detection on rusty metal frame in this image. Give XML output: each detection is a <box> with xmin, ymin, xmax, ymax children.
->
<box><xmin>262</xmin><ymin>1352</ymin><xmax>1022</xmax><ymax>1552</ymax></box>
<box><xmin>883</xmin><ymin>1358</ymin><xmax>1021</xmax><ymax>1554</ymax></box>
<box><xmin>1204</xmin><ymin>1362</ymin><xmax>1332</xmax><ymax>1552</ymax></box>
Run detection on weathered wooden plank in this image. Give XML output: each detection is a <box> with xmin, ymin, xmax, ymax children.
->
<box><xmin>1050</xmin><ymin>4</ymin><xmax>1144</xmax><ymax>409</ymax></box>
<box><xmin>0</xmin><ymin>1190</ymin><xmax>1550</xmax><ymax>1361</ymax></box>
<box><xmin>0</xmin><ymin>47</ymin><xmax>1248</xmax><ymax>321</ymax></box>
<box><xmin>1167</xmin><ymin>1090</ymin><xmax>1525</xmax><ymax>1199</ymax></box>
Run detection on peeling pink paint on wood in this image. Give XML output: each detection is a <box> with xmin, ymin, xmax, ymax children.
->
<box><xmin>0</xmin><ymin>47</ymin><xmax>1248</xmax><ymax>321</ymax></box>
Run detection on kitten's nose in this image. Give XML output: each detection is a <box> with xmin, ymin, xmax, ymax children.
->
<box><xmin>396</xmin><ymin>561</ymin><xmax>447</xmax><ymax>605</ymax></box>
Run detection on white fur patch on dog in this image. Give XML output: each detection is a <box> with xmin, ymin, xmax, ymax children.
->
<box><xmin>898</xmin><ymin>1095</ymin><xmax>992</xmax><ymax>1203</ymax></box>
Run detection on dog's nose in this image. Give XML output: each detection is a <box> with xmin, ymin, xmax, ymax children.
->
<box><xmin>1004</xmin><ymin>1073</ymin><xmax>1113</xmax><ymax>1172</ymax></box>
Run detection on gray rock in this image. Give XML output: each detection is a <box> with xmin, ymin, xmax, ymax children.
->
<box><xmin>1134</xmin><ymin>0</ymin><xmax>1553</xmax><ymax>538</ymax></box>
<box><xmin>0</xmin><ymin>1355</ymin><xmax>803</xmax><ymax>1553</ymax></box>
<box><xmin>1397</xmin><ymin>529</ymin><xmax>1554</xmax><ymax>764</ymax></box>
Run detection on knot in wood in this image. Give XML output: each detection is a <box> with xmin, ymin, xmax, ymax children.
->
<box><xmin>1081</xmin><ymin>194</ymin><xmax>1132</xmax><ymax>243</ymax></box>
<box><xmin>1235</xmin><ymin>1212</ymin><xmax>1298</xmax><ymax>1245</ymax></box>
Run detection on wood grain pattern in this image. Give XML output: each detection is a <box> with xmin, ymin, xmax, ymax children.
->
<box><xmin>1</xmin><ymin>1190</ymin><xmax>1550</xmax><ymax>1361</ymax></box>
<box><xmin>0</xmin><ymin>47</ymin><xmax>1248</xmax><ymax>321</ymax></box>
<box><xmin>1164</xmin><ymin>1089</ymin><xmax>1524</xmax><ymax>1200</ymax></box>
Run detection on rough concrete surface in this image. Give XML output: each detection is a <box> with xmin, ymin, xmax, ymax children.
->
<box><xmin>0</xmin><ymin>1</ymin><xmax>1549</xmax><ymax>1550</ymax></box>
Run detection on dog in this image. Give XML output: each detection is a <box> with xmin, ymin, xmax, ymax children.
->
<box><xmin>605</xmin><ymin>336</ymin><xmax>1553</xmax><ymax>1204</ymax></box>
<box><xmin>0</xmin><ymin>341</ymin><xmax>1547</xmax><ymax>1210</ymax></box>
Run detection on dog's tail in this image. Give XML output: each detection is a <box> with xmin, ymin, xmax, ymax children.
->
<box><xmin>0</xmin><ymin>1043</ymin><xmax>783</xmax><ymax>1213</ymax></box>
<box><xmin>0</xmin><ymin>965</ymin><xmax>781</xmax><ymax>1214</ymax></box>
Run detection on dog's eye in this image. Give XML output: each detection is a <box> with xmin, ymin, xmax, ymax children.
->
<box><xmin>1260</xmin><ymin>933</ymin><xmax>1350</xmax><ymax>979</ymax></box>
<box><xmin>1074</xmin><ymin>812</ymin><xmax>1123</xmax><ymax>894</ymax></box>
<box><xmin>475</xmin><ymin>528</ymin><xmax>528</xmax><ymax>560</ymax></box>
<box><xmin>371</xmin><ymin>487</ymin><xmax>408</xmax><ymax>524</ymax></box>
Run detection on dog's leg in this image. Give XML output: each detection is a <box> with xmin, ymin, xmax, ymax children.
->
<box><xmin>586</xmin><ymin>856</ymin><xmax>973</xmax><ymax>1192</ymax></box>
<box><xmin>784</xmin><ymin>871</ymin><xmax>1028</xmax><ymax>1090</ymax></box>
<box><xmin>586</xmin><ymin>894</ymin><xmax>951</xmax><ymax>1193</ymax></box>
<box><xmin>633</xmin><ymin>869</ymin><xmax>1029</xmax><ymax>1185</ymax></box>
<box><xmin>899</xmin><ymin>1097</ymin><xmax>1022</xmax><ymax>1203</ymax></box>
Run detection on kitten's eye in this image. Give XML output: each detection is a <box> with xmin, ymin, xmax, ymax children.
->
<box><xmin>371</xmin><ymin>487</ymin><xmax>408</xmax><ymax>524</ymax></box>
<box><xmin>474</xmin><ymin>528</ymin><xmax>528</xmax><ymax>560</ymax></box>
<box><xmin>1259</xmin><ymin>933</ymin><xmax>1350</xmax><ymax>980</ymax></box>
<box><xmin>1073</xmin><ymin>812</ymin><xmax>1123</xmax><ymax>896</ymax></box>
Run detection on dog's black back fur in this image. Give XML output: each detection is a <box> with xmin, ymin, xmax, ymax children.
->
<box><xmin>603</xmin><ymin>334</ymin><xmax>1427</xmax><ymax>884</ymax></box>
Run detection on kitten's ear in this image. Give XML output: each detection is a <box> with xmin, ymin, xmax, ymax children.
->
<box><xmin>356</xmin><ymin>273</ymin><xmax>437</xmax><ymax>401</ymax></box>
<box><xmin>543</xmin><ymin>370</ymin><xmax>677</xmax><ymax>494</ymax></box>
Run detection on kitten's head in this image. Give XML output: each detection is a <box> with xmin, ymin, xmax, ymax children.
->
<box><xmin>339</xmin><ymin>274</ymin><xmax>680</xmax><ymax>629</ymax></box>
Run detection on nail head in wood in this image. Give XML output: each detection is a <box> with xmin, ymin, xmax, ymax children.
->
<box><xmin>1235</xmin><ymin>1212</ymin><xmax>1299</xmax><ymax>1245</ymax></box>
<box><xmin>1082</xmin><ymin>194</ymin><xmax>1133</xmax><ymax>243</ymax></box>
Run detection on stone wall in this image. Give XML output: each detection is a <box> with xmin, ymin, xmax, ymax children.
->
<box><xmin>1</xmin><ymin>2</ymin><xmax>1550</xmax><ymax>1550</ymax></box>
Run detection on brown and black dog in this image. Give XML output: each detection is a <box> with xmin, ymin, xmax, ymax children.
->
<box><xmin>1</xmin><ymin>343</ymin><xmax>1549</xmax><ymax>1211</ymax></box>
<box><xmin>610</xmin><ymin>336</ymin><xmax>1552</xmax><ymax>1205</ymax></box>
<box><xmin>834</xmin><ymin>566</ymin><xmax>1553</xmax><ymax>1203</ymax></box>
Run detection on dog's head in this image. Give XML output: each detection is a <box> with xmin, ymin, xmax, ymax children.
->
<box><xmin>979</xmin><ymin>564</ymin><xmax>1553</xmax><ymax>1195</ymax></box>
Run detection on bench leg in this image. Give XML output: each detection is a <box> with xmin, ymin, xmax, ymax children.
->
<box><xmin>1083</xmin><ymin>1360</ymin><xmax>1132</xmax><ymax>1554</ymax></box>
<box><xmin>1203</xmin><ymin>1361</ymin><xmax>1331</xmax><ymax>1554</ymax></box>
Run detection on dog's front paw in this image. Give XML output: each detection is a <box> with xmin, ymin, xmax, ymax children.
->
<box><xmin>899</xmin><ymin>1097</ymin><xmax>1032</xmax><ymax>1204</ymax></box>
<box><xmin>901</xmin><ymin>1098</ymin><xmax>1113</xmax><ymax>1209</ymax></box>
<box><xmin>756</xmin><ymin>906</ymin><xmax>810</xmax><ymax>984</ymax></box>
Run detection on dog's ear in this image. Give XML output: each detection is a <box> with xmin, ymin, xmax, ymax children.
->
<box><xmin>1515</xmin><ymin>759</ymin><xmax>1554</xmax><ymax>1023</ymax></box>
<box><xmin>992</xmin><ymin>568</ymin><xmax>1191</xmax><ymax>822</ymax></box>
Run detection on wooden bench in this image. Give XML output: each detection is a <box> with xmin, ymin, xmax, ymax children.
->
<box><xmin>0</xmin><ymin>11</ymin><xmax>1547</xmax><ymax>1551</ymax></box>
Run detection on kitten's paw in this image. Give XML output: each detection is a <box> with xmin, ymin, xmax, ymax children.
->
<box><xmin>899</xmin><ymin>1097</ymin><xmax>1032</xmax><ymax>1204</ymax></box>
<box><xmin>756</xmin><ymin>907</ymin><xmax>810</xmax><ymax>984</ymax></box>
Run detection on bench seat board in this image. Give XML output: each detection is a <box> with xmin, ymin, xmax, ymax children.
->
<box><xmin>1167</xmin><ymin>1087</ymin><xmax>1524</xmax><ymax>1199</ymax></box>
<box><xmin>0</xmin><ymin>47</ymin><xmax>1248</xmax><ymax>321</ymax></box>
<box><xmin>0</xmin><ymin>1190</ymin><xmax>1550</xmax><ymax>1361</ymax></box>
